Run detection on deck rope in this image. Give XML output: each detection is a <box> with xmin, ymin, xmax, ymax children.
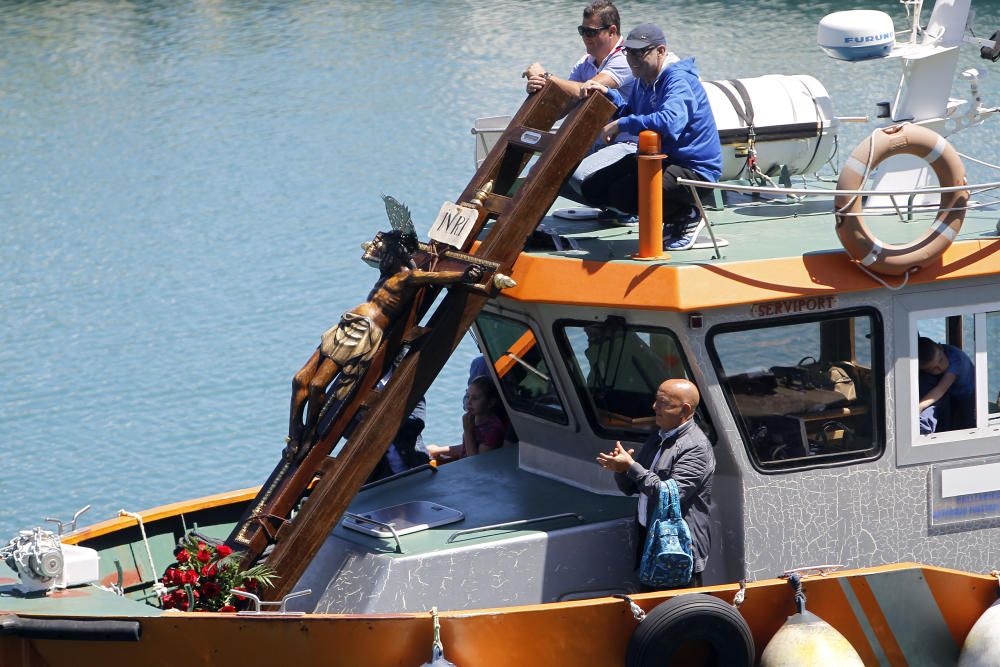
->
<box><xmin>855</xmin><ymin>263</ymin><xmax>913</xmax><ymax>291</ymax></box>
<box><xmin>118</xmin><ymin>509</ymin><xmax>166</xmax><ymax>597</ymax></box>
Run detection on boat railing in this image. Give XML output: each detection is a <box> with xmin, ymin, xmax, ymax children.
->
<box><xmin>676</xmin><ymin>177</ymin><xmax>1000</xmax><ymax>260</ymax></box>
<box><xmin>445</xmin><ymin>512</ymin><xmax>584</xmax><ymax>544</ymax></box>
<box><xmin>343</xmin><ymin>512</ymin><xmax>405</xmax><ymax>553</ymax></box>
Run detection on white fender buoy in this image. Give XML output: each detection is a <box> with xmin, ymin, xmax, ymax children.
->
<box><xmin>761</xmin><ymin>574</ymin><xmax>864</xmax><ymax>666</ymax></box>
<box><xmin>761</xmin><ymin>609</ymin><xmax>864</xmax><ymax>666</ymax></box>
<box><xmin>958</xmin><ymin>597</ymin><xmax>1000</xmax><ymax>667</ymax></box>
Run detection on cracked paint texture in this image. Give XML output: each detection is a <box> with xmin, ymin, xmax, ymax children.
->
<box><xmin>696</xmin><ymin>291</ymin><xmax>1000</xmax><ymax>582</ymax></box>
<box><xmin>305</xmin><ymin>519</ymin><xmax>636</xmax><ymax>614</ymax></box>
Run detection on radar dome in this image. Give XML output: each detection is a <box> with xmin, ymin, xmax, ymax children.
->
<box><xmin>818</xmin><ymin>10</ymin><xmax>895</xmax><ymax>61</ymax></box>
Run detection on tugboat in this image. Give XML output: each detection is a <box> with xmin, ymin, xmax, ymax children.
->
<box><xmin>5</xmin><ymin>1</ymin><xmax>1000</xmax><ymax>665</ymax></box>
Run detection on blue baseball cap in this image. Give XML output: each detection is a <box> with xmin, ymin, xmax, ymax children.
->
<box><xmin>624</xmin><ymin>23</ymin><xmax>666</xmax><ymax>49</ymax></box>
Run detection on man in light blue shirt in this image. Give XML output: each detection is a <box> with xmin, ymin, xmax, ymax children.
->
<box><xmin>523</xmin><ymin>1</ymin><xmax>634</xmax><ymax>100</ymax></box>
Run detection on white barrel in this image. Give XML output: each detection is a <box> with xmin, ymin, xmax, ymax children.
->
<box><xmin>705</xmin><ymin>74</ymin><xmax>836</xmax><ymax>180</ymax></box>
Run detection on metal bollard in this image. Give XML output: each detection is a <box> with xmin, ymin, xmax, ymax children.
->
<box><xmin>634</xmin><ymin>130</ymin><xmax>667</xmax><ymax>260</ymax></box>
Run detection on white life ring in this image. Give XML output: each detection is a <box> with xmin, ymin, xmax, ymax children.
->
<box><xmin>835</xmin><ymin>124</ymin><xmax>968</xmax><ymax>276</ymax></box>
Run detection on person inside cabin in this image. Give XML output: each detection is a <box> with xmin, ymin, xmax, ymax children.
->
<box><xmin>366</xmin><ymin>397</ymin><xmax>430</xmax><ymax>483</ymax></box>
<box><xmin>522</xmin><ymin>1</ymin><xmax>634</xmax><ymax>101</ymax></box>
<box><xmin>426</xmin><ymin>375</ymin><xmax>507</xmax><ymax>462</ymax></box>
<box><xmin>596</xmin><ymin>378</ymin><xmax>715</xmax><ymax>589</ymax></box>
<box><xmin>917</xmin><ymin>336</ymin><xmax>976</xmax><ymax>432</ymax></box>
<box><xmin>468</xmin><ymin>354</ymin><xmax>490</xmax><ymax>383</ymax></box>
<box><xmin>468</xmin><ymin>353</ymin><xmax>518</xmax><ymax>444</ymax></box>
<box><xmin>575</xmin><ymin>23</ymin><xmax>722</xmax><ymax>251</ymax></box>
<box><xmin>918</xmin><ymin>371</ymin><xmax>952</xmax><ymax>435</ymax></box>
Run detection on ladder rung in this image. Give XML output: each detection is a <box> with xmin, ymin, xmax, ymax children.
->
<box><xmin>483</xmin><ymin>193</ymin><xmax>511</xmax><ymax>216</ymax></box>
<box><xmin>505</xmin><ymin>125</ymin><xmax>555</xmax><ymax>153</ymax></box>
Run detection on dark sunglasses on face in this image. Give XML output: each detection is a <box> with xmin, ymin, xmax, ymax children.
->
<box><xmin>577</xmin><ymin>24</ymin><xmax>611</xmax><ymax>38</ymax></box>
<box><xmin>624</xmin><ymin>46</ymin><xmax>656</xmax><ymax>59</ymax></box>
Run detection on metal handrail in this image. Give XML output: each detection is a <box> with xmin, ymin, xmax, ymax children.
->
<box><xmin>445</xmin><ymin>512</ymin><xmax>584</xmax><ymax>543</ymax></box>
<box><xmin>679</xmin><ymin>176</ymin><xmax>1000</xmax><ymax>260</ymax></box>
<box><xmin>343</xmin><ymin>512</ymin><xmax>405</xmax><ymax>553</ymax></box>
<box><xmin>231</xmin><ymin>588</ymin><xmax>312</xmax><ymax>615</ymax></box>
<box><xmin>359</xmin><ymin>463</ymin><xmax>437</xmax><ymax>492</ymax></box>
<box><xmin>676</xmin><ymin>176</ymin><xmax>1000</xmax><ymax>198</ymax></box>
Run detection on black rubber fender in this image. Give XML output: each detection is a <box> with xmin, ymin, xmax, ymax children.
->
<box><xmin>0</xmin><ymin>615</ymin><xmax>141</xmax><ymax>641</ymax></box>
<box><xmin>625</xmin><ymin>594</ymin><xmax>754</xmax><ymax>667</ymax></box>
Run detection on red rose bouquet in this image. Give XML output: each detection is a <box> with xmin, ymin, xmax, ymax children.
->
<box><xmin>159</xmin><ymin>534</ymin><xmax>277</xmax><ymax>612</ymax></box>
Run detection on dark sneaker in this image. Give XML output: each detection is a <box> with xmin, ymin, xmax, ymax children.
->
<box><xmin>598</xmin><ymin>208</ymin><xmax>639</xmax><ymax>225</ymax></box>
<box><xmin>663</xmin><ymin>209</ymin><xmax>705</xmax><ymax>251</ymax></box>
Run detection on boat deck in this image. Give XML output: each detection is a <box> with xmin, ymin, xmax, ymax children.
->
<box><xmin>0</xmin><ymin>570</ymin><xmax>160</xmax><ymax>617</ymax></box>
<box><xmin>526</xmin><ymin>188</ymin><xmax>1000</xmax><ymax>266</ymax></box>
<box><xmin>332</xmin><ymin>444</ymin><xmax>636</xmax><ymax>557</ymax></box>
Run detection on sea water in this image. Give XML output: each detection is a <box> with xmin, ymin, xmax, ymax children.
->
<box><xmin>4</xmin><ymin>0</ymin><xmax>1000</xmax><ymax>539</ymax></box>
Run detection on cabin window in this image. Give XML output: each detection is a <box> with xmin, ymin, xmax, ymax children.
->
<box><xmin>556</xmin><ymin>318</ymin><xmax>705</xmax><ymax>440</ymax></box>
<box><xmin>895</xmin><ymin>289</ymin><xmax>1000</xmax><ymax>465</ymax></box>
<box><xmin>474</xmin><ymin>312</ymin><xmax>567</xmax><ymax>424</ymax></box>
<box><xmin>709</xmin><ymin>309</ymin><xmax>884</xmax><ymax>472</ymax></box>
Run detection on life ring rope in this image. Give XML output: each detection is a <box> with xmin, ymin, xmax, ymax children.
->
<box><xmin>834</xmin><ymin>123</ymin><xmax>969</xmax><ymax>277</ymax></box>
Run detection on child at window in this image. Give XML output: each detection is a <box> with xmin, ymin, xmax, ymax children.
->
<box><xmin>917</xmin><ymin>336</ymin><xmax>975</xmax><ymax>431</ymax></box>
<box><xmin>427</xmin><ymin>376</ymin><xmax>506</xmax><ymax>461</ymax></box>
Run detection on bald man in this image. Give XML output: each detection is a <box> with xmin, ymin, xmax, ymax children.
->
<box><xmin>597</xmin><ymin>378</ymin><xmax>715</xmax><ymax>588</ymax></box>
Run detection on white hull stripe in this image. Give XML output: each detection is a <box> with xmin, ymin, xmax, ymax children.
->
<box><xmin>844</xmin><ymin>155</ymin><xmax>868</xmax><ymax>178</ymax></box>
<box><xmin>925</xmin><ymin>135</ymin><xmax>948</xmax><ymax>164</ymax></box>
<box><xmin>862</xmin><ymin>241</ymin><xmax>883</xmax><ymax>266</ymax></box>
<box><xmin>932</xmin><ymin>218</ymin><xmax>957</xmax><ymax>241</ymax></box>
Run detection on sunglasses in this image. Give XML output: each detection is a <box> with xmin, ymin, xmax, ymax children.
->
<box><xmin>577</xmin><ymin>24</ymin><xmax>611</xmax><ymax>38</ymax></box>
<box><xmin>624</xmin><ymin>46</ymin><xmax>657</xmax><ymax>59</ymax></box>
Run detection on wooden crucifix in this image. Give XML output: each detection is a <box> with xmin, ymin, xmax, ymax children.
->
<box><xmin>229</xmin><ymin>194</ymin><xmax>513</xmax><ymax>551</ymax></box>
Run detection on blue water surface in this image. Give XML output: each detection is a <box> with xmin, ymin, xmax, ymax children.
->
<box><xmin>4</xmin><ymin>0</ymin><xmax>1000</xmax><ymax>538</ymax></box>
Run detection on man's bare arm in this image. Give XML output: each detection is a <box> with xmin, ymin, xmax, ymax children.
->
<box><xmin>919</xmin><ymin>372</ymin><xmax>957</xmax><ymax>411</ymax></box>
<box><xmin>526</xmin><ymin>70</ymin><xmax>622</xmax><ymax>97</ymax></box>
<box><xmin>409</xmin><ymin>269</ymin><xmax>468</xmax><ymax>285</ymax></box>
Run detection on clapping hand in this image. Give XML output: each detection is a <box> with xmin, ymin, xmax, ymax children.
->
<box><xmin>596</xmin><ymin>441</ymin><xmax>635</xmax><ymax>473</ymax></box>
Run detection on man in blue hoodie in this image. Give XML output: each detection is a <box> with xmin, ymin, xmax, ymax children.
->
<box><xmin>576</xmin><ymin>23</ymin><xmax>722</xmax><ymax>250</ymax></box>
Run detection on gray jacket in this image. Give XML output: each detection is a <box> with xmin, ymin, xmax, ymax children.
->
<box><xmin>614</xmin><ymin>419</ymin><xmax>715</xmax><ymax>573</ymax></box>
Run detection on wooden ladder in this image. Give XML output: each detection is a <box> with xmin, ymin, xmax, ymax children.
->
<box><xmin>227</xmin><ymin>82</ymin><xmax>614</xmax><ymax>599</ymax></box>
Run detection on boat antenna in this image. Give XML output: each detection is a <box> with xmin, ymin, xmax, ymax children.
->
<box><xmin>900</xmin><ymin>0</ymin><xmax>924</xmax><ymax>43</ymax></box>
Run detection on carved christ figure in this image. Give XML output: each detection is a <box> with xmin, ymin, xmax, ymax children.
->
<box><xmin>287</xmin><ymin>228</ymin><xmax>482</xmax><ymax>450</ymax></box>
